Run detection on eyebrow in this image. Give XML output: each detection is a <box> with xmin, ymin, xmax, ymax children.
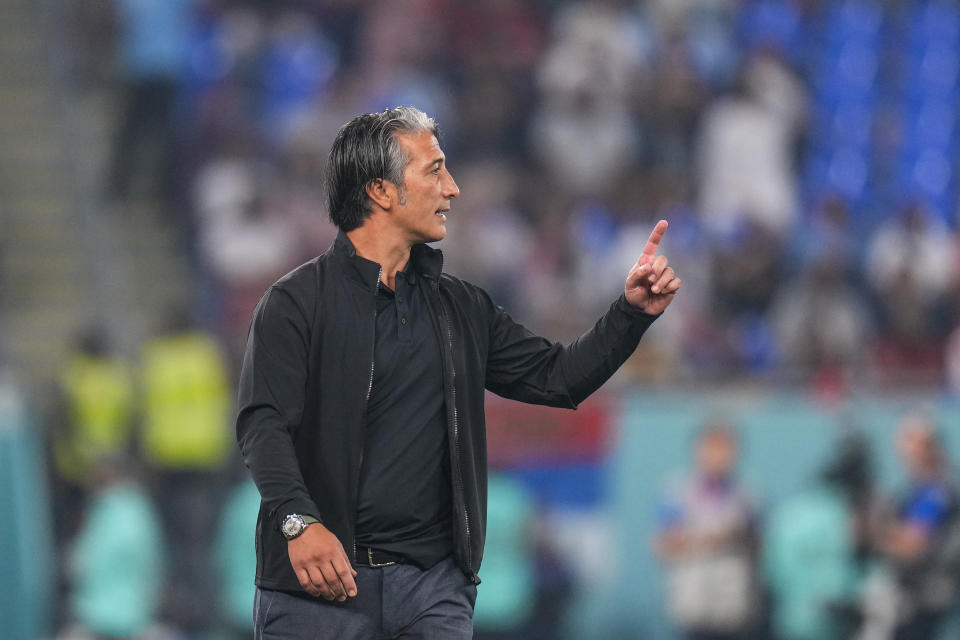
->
<box><xmin>427</xmin><ymin>156</ymin><xmax>444</xmax><ymax>169</ymax></box>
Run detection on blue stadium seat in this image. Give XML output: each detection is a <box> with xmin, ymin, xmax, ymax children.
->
<box><xmin>813</xmin><ymin>43</ymin><xmax>879</xmax><ymax>99</ymax></box>
<box><xmin>901</xmin><ymin>99</ymin><xmax>959</xmax><ymax>151</ymax></box>
<box><xmin>739</xmin><ymin>0</ymin><xmax>804</xmax><ymax>60</ymax></box>
<box><xmin>816</xmin><ymin>101</ymin><xmax>875</xmax><ymax>150</ymax></box>
<box><xmin>804</xmin><ymin>146</ymin><xmax>870</xmax><ymax>205</ymax></box>
<box><xmin>907</xmin><ymin>0</ymin><xmax>960</xmax><ymax>47</ymax></box>
<box><xmin>904</xmin><ymin>45</ymin><xmax>960</xmax><ymax>101</ymax></box>
<box><xmin>895</xmin><ymin>146</ymin><xmax>956</xmax><ymax>222</ymax></box>
<box><xmin>824</xmin><ymin>0</ymin><xmax>883</xmax><ymax>49</ymax></box>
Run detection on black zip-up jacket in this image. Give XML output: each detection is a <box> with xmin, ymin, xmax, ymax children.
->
<box><xmin>236</xmin><ymin>232</ymin><xmax>659</xmax><ymax>590</ymax></box>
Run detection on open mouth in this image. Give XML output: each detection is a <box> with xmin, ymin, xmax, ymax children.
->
<box><xmin>435</xmin><ymin>208</ymin><xmax>449</xmax><ymax>220</ymax></box>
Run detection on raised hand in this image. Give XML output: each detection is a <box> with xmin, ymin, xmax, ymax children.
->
<box><xmin>288</xmin><ymin>523</ymin><xmax>359</xmax><ymax>601</ymax></box>
<box><xmin>624</xmin><ymin>219</ymin><xmax>681</xmax><ymax>315</ymax></box>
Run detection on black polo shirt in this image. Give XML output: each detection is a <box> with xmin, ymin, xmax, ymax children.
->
<box><xmin>354</xmin><ymin>260</ymin><xmax>453</xmax><ymax>568</ymax></box>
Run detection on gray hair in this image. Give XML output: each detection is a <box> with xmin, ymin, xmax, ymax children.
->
<box><xmin>326</xmin><ymin>106</ymin><xmax>439</xmax><ymax>232</ymax></box>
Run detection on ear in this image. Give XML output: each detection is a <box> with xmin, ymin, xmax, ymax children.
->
<box><xmin>365</xmin><ymin>178</ymin><xmax>395</xmax><ymax>212</ymax></box>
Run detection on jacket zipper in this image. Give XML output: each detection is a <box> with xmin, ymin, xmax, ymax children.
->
<box><xmin>435</xmin><ymin>278</ymin><xmax>474</xmax><ymax>577</ymax></box>
<box><xmin>353</xmin><ymin>267</ymin><xmax>381</xmax><ymax>561</ymax></box>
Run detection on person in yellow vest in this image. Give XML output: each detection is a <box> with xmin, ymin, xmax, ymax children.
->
<box><xmin>54</xmin><ymin>330</ymin><xmax>135</xmax><ymax>483</ymax></box>
<box><xmin>140</xmin><ymin>314</ymin><xmax>231</xmax><ymax>470</ymax></box>
<box><xmin>139</xmin><ymin>307</ymin><xmax>232</xmax><ymax>634</ymax></box>
<box><xmin>51</xmin><ymin>327</ymin><xmax>135</xmax><ymax>542</ymax></box>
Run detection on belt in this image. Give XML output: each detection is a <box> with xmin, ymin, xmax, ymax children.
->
<box><xmin>355</xmin><ymin>545</ymin><xmax>406</xmax><ymax>568</ymax></box>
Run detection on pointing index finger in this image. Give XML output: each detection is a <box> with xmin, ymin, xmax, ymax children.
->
<box><xmin>638</xmin><ymin>219</ymin><xmax>669</xmax><ymax>264</ymax></box>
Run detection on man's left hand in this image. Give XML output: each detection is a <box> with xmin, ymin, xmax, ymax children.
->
<box><xmin>624</xmin><ymin>219</ymin><xmax>681</xmax><ymax>315</ymax></box>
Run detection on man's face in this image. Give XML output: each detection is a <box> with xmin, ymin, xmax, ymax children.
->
<box><xmin>696</xmin><ymin>431</ymin><xmax>737</xmax><ymax>480</ymax></box>
<box><xmin>391</xmin><ymin>131</ymin><xmax>460</xmax><ymax>243</ymax></box>
<box><xmin>897</xmin><ymin>418</ymin><xmax>937</xmax><ymax>477</ymax></box>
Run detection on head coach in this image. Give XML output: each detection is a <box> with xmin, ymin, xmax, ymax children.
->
<box><xmin>236</xmin><ymin>106</ymin><xmax>681</xmax><ymax>639</ymax></box>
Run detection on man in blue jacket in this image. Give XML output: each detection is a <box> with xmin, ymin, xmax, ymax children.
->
<box><xmin>236</xmin><ymin>106</ymin><xmax>681</xmax><ymax>639</ymax></box>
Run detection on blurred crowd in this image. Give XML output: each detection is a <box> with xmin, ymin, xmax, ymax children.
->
<box><xmin>655</xmin><ymin>412</ymin><xmax>960</xmax><ymax>640</ymax></box>
<box><xmin>23</xmin><ymin>0</ymin><xmax>960</xmax><ymax>638</ymax></box>
<box><xmin>68</xmin><ymin>0</ymin><xmax>960</xmax><ymax>391</ymax></box>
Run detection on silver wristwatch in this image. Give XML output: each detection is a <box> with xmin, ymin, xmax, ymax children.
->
<box><xmin>281</xmin><ymin>513</ymin><xmax>318</xmax><ymax>540</ymax></box>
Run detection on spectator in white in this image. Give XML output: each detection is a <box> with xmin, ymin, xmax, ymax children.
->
<box><xmin>531</xmin><ymin>90</ymin><xmax>638</xmax><ymax>200</ymax></box>
<box><xmin>865</xmin><ymin>201</ymin><xmax>958</xmax><ymax>346</ymax></box>
<box><xmin>530</xmin><ymin>0</ymin><xmax>652</xmax><ymax>197</ymax></box>
<box><xmin>696</xmin><ymin>49</ymin><xmax>806</xmax><ymax>238</ymax></box>
<box><xmin>538</xmin><ymin>0</ymin><xmax>653</xmax><ymax>103</ymax></box>
<box><xmin>656</xmin><ymin>424</ymin><xmax>759</xmax><ymax>640</ymax></box>
<box><xmin>192</xmin><ymin>133</ymin><xmax>298</xmax><ymax>349</ymax></box>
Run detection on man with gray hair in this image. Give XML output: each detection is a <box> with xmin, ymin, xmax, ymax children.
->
<box><xmin>237</xmin><ymin>106</ymin><xmax>681</xmax><ymax>638</ymax></box>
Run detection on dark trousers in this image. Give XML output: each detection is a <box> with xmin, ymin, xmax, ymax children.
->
<box><xmin>894</xmin><ymin>611</ymin><xmax>945</xmax><ymax>640</ymax></box>
<box><xmin>684</xmin><ymin>631</ymin><xmax>750</xmax><ymax>640</ymax></box>
<box><xmin>108</xmin><ymin>77</ymin><xmax>176</xmax><ymax>201</ymax></box>
<box><xmin>254</xmin><ymin>556</ymin><xmax>476</xmax><ymax>639</ymax></box>
<box><xmin>153</xmin><ymin>469</ymin><xmax>227</xmax><ymax>632</ymax></box>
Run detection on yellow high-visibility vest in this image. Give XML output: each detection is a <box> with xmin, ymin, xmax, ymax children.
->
<box><xmin>55</xmin><ymin>354</ymin><xmax>135</xmax><ymax>484</ymax></box>
<box><xmin>140</xmin><ymin>332</ymin><xmax>231</xmax><ymax>470</ymax></box>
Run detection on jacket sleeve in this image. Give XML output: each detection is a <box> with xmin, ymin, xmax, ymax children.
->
<box><xmin>236</xmin><ymin>285</ymin><xmax>321</xmax><ymax>531</ymax></box>
<box><xmin>484</xmin><ymin>293</ymin><xmax>658</xmax><ymax>408</ymax></box>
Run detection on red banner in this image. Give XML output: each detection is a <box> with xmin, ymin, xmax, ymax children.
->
<box><xmin>483</xmin><ymin>392</ymin><xmax>613</xmax><ymax>468</ymax></box>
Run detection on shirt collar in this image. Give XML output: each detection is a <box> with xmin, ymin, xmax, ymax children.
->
<box><xmin>332</xmin><ymin>231</ymin><xmax>444</xmax><ymax>290</ymax></box>
<box><xmin>399</xmin><ymin>257</ymin><xmax>418</xmax><ymax>285</ymax></box>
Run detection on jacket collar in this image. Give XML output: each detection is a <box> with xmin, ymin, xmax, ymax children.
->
<box><xmin>331</xmin><ymin>230</ymin><xmax>443</xmax><ymax>291</ymax></box>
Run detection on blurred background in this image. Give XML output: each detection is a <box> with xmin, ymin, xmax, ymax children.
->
<box><xmin>2</xmin><ymin>0</ymin><xmax>960</xmax><ymax>638</ymax></box>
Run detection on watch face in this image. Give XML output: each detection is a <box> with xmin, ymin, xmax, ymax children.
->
<box><xmin>282</xmin><ymin>515</ymin><xmax>304</xmax><ymax>539</ymax></box>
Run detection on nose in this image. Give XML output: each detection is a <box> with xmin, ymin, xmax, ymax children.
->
<box><xmin>443</xmin><ymin>168</ymin><xmax>460</xmax><ymax>199</ymax></box>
